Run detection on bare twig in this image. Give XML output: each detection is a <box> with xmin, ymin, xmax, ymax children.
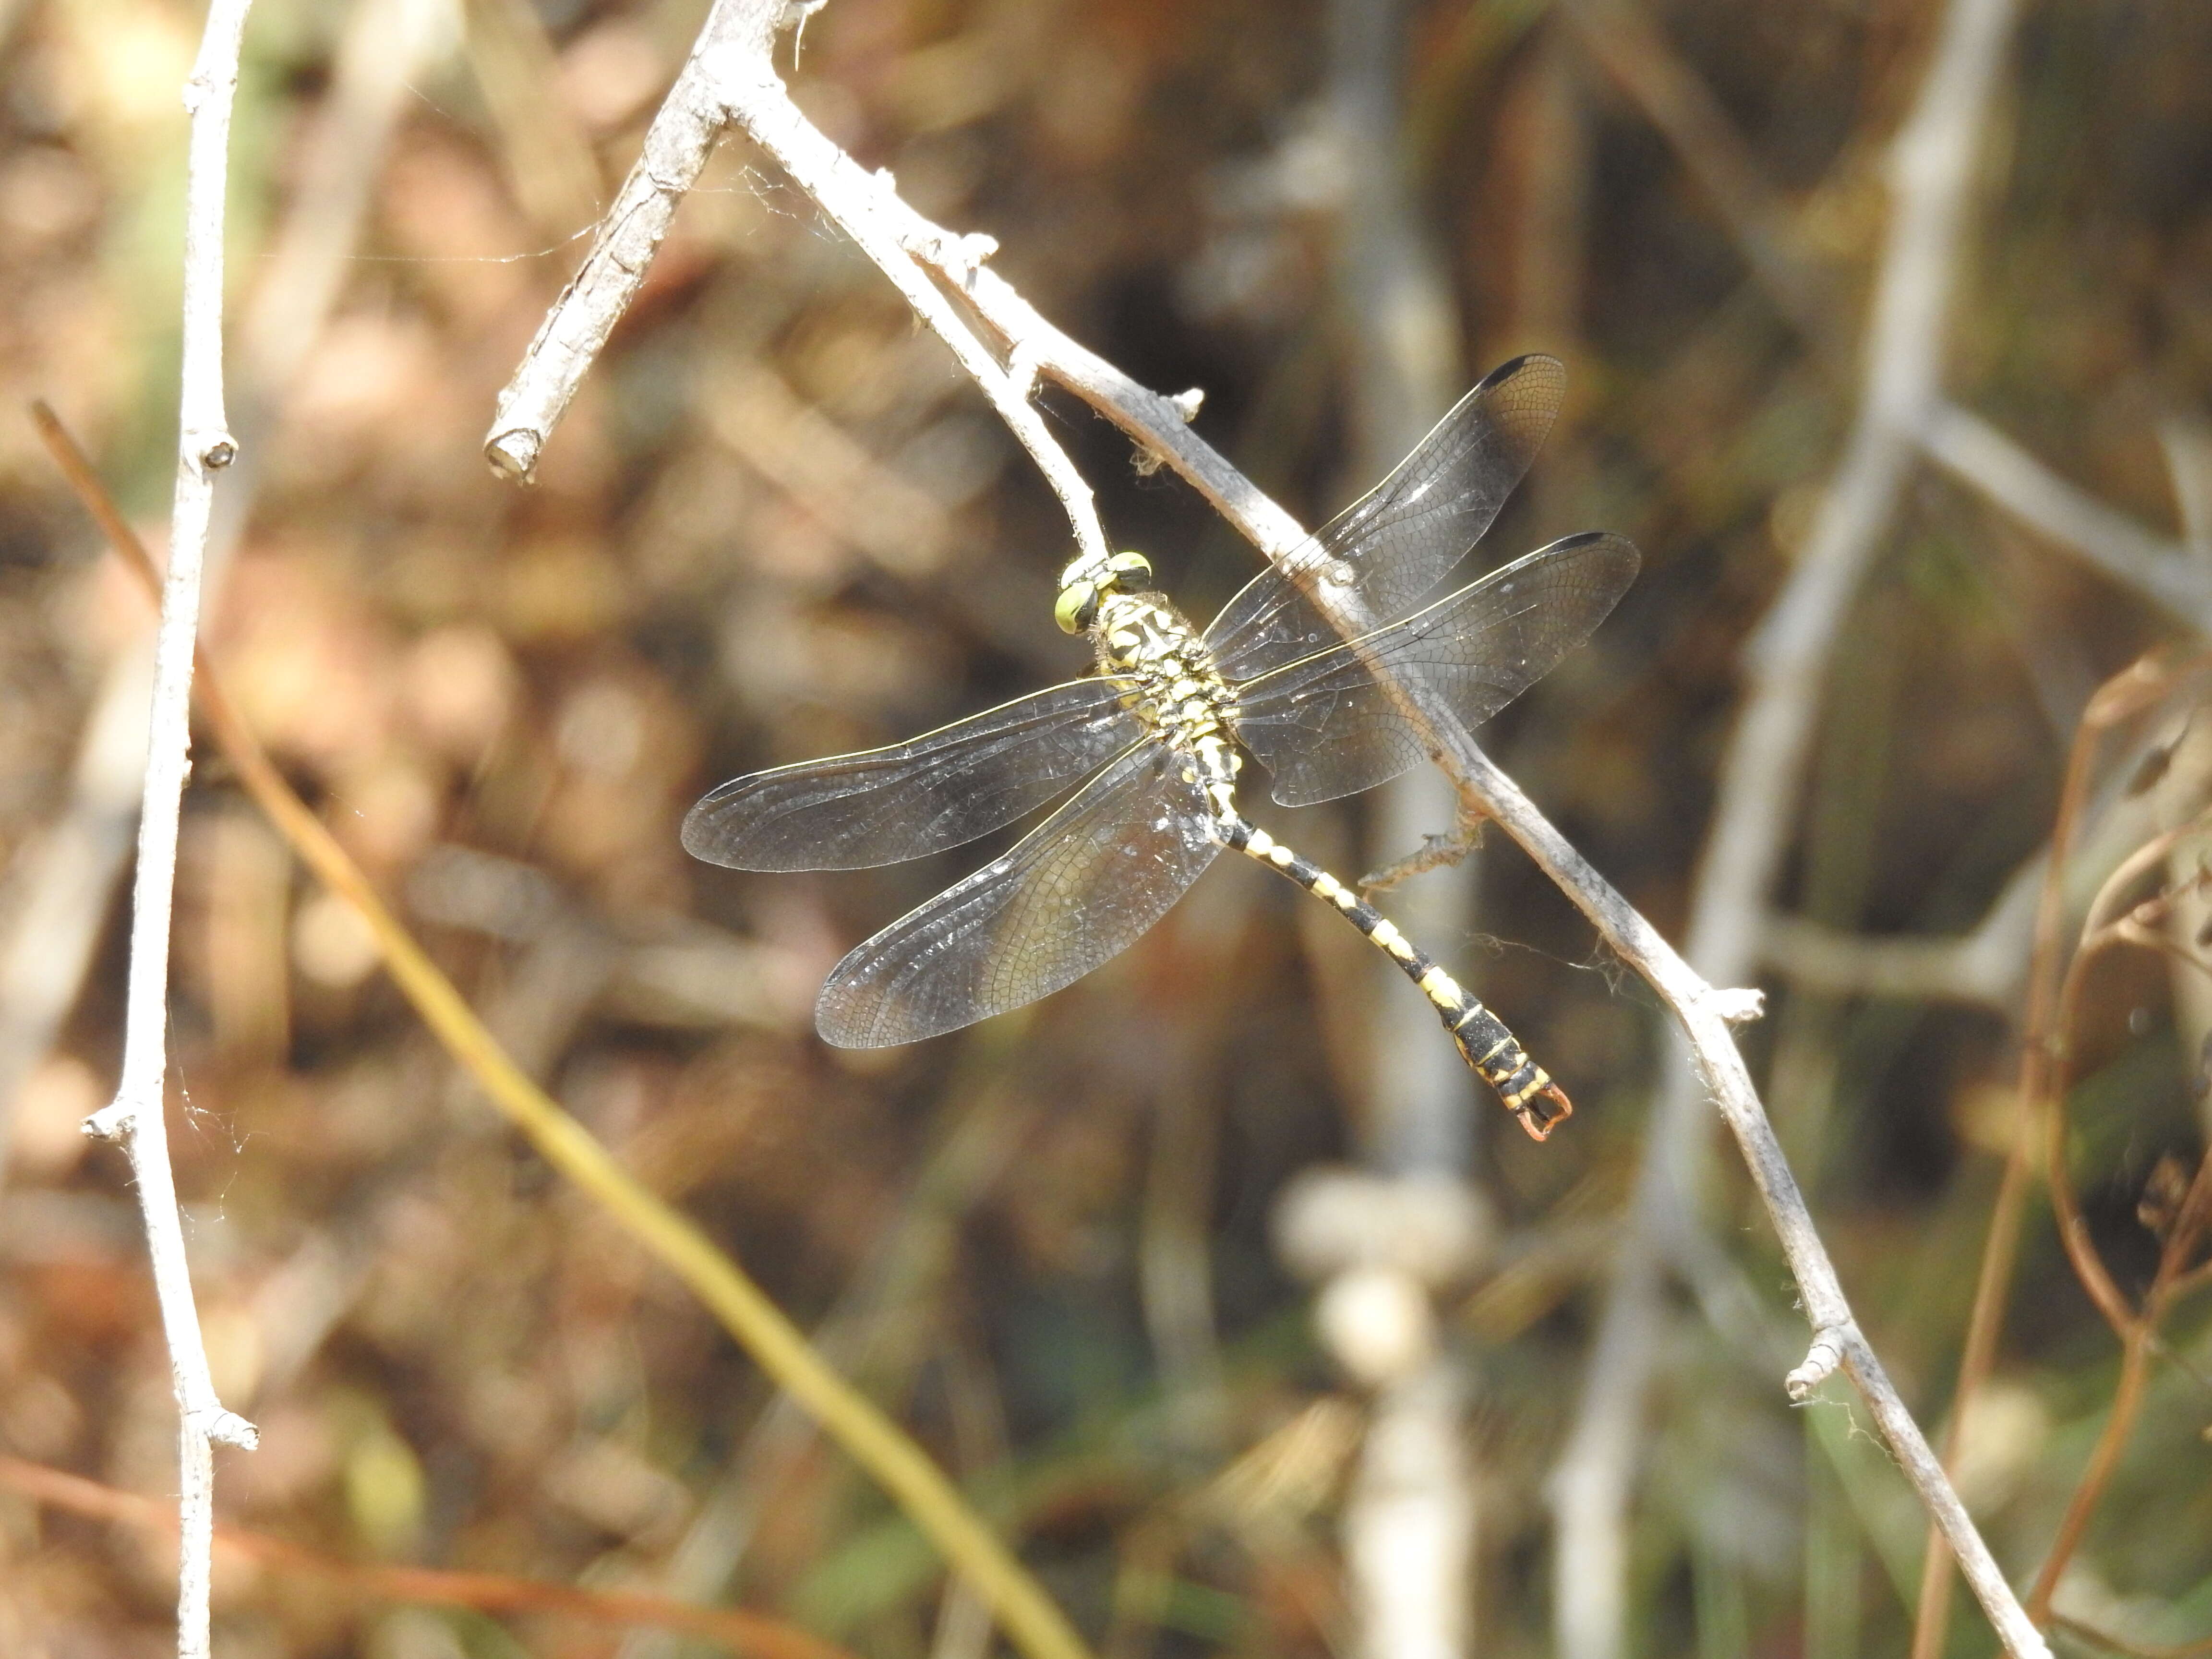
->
<box><xmin>1923</xmin><ymin>402</ymin><xmax>2209</xmax><ymax>627</ymax></box>
<box><xmin>39</xmin><ymin>409</ymin><xmax>1094</xmax><ymax>1659</ymax></box>
<box><xmin>1361</xmin><ymin>797</ymin><xmax>1484</xmax><ymax>897</ymax></box>
<box><xmin>706</xmin><ymin>87</ymin><xmax>1106</xmax><ymax>567</ymax></box>
<box><xmin>0</xmin><ymin>0</ymin><xmax>445</xmax><ymax>1187</ymax></box>
<box><xmin>1549</xmin><ymin>2</ymin><xmax>2029</xmax><ymax>1655</ymax></box>
<box><xmin>482</xmin><ymin>0</ymin><xmax>774</xmax><ymax>481</ymax></box>
<box><xmin>1558</xmin><ymin>0</ymin><xmax>1839</xmax><ymax>346</ymax></box>
<box><xmin>1760</xmin><ymin>905</ymin><xmax>2027</xmax><ymax>1010</ymax></box>
<box><xmin>1784</xmin><ymin>1326</ymin><xmax>1845</xmax><ymax>1398</ymax></box>
<box><xmin>483</xmin><ymin>2</ymin><xmax>1106</xmax><ymax>568</ymax></box>
<box><xmin>484</xmin><ymin>6</ymin><xmax>2045</xmax><ymax>1655</ymax></box>
<box><xmin>68</xmin><ymin>0</ymin><xmax>261</xmax><ymax>1647</ymax></box>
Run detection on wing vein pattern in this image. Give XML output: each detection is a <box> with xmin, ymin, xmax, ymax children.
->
<box><xmin>1230</xmin><ymin>531</ymin><xmax>1641</xmax><ymax>806</ymax></box>
<box><xmin>816</xmin><ymin>743</ymin><xmax>1219</xmax><ymax>1046</ymax></box>
<box><xmin>681</xmin><ymin>678</ymin><xmax>1144</xmax><ymax>871</ymax></box>
<box><xmin>1206</xmin><ymin>353</ymin><xmax>1566</xmax><ymax>685</ymax></box>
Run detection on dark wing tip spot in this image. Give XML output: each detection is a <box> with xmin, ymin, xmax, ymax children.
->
<box><xmin>1478</xmin><ymin>352</ymin><xmax>1566</xmax><ymax>391</ymax></box>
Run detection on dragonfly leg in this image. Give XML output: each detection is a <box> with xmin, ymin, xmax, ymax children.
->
<box><xmin>1215</xmin><ymin>814</ymin><xmax>1572</xmax><ymax>1140</ymax></box>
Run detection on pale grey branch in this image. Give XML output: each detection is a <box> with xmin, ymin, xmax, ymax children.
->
<box><xmin>0</xmin><ymin>0</ymin><xmax>446</xmax><ymax>1185</ymax></box>
<box><xmin>482</xmin><ymin>0</ymin><xmax>782</xmax><ymax>481</ymax></box>
<box><xmin>1924</xmin><ymin>400</ymin><xmax>2208</xmax><ymax>626</ymax></box>
<box><xmin>1546</xmin><ymin>0</ymin><xmax>2042</xmax><ymax>1654</ymax></box>
<box><xmin>486</xmin><ymin>5</ymin><xmax>2048</xmax><ymax>1656</ymax></box>
<box><xmin>85</xmin><ymin>0</ymin><xmax>264</xmax><ymax>1651</ymax></box>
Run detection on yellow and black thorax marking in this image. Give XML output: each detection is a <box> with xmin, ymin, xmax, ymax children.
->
<box><xmin>1058</xmin><ymin>550</ymin><xmax>1243</xmax><ymax>811</ymax></box>
<box><xmin>1050</xmin><ymin>546</ymin><xmax>1571</xmax><ymax>1140</ymax></box>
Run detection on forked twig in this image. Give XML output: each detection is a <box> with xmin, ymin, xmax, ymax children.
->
<box><xmin>34</xmin><ymin>407</ymin><xmax>1094</xmax><ymax>1659</ymax></box>
<box><xmin>1360</xmin><ymin>797</ymin><xmax>1486</xmax><ymax>895</ymax></box>
<box><xmin>482</xmin><ymin>6</ymin><xmax>2047</xmax><ymax>1654</ymax></box>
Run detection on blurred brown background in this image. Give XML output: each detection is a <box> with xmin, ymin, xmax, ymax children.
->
<box><xmin>0</xmin><ymin>0</ymin><xmax>2208</xmax><ymax>1654</ymax></box>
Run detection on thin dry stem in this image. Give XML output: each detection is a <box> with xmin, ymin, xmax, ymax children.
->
<box><xmin>1923</xmin><ymin>402</ymin><xmax>2208</xmax><ymax>627</ymax></box>
<box><xmin>2041</xmin><ymin>801</ymin><xmax>2212</xmax><ymax>1341</ymax></box>
<box><xmin>1908</xmin><ymin>654</ymin><xmax>2181</xmax><ymax>1659</ymax></box>
<box><xmin>39</xmin><ymin>408</ymin><xmax>1094</xmax><ymax>1659</ymax></box>
<box><xmin>72</xmin><ymin>0</ymin><xmax>263</xmax><ymax>1649</ymax></box>
<box><xmin>1557</xmin><ymin>0</ymin><xmax>1839</xmax><ymax>347</ymax></box>
<box><xmin>2025</xmin><ymin>1146</ymin><xmax>2212</xmax><ymax>1618</ymax></box>
<box><xmin>0</xmin><ymin>0</ymin><xmax>442</xmax><ymax>1186</ymax></box>
<box><xmin>1360</xmin><ymin>794</ymin><xmax>1485</xmax><ymax>896</ymax></box>
<box><xmin>481</xmin><ymin>5</ymin><xmax>2046</xmax><ymax>1654</ymax></box>
<box><xmin>1551</xmin><ymin>0</ymin><xmax>2032</xmax><ymax>1652</ymax></box>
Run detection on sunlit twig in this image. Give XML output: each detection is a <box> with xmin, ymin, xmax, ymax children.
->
<box><xmin>34</xmin><ymin>403</ymin><xmax>1093</xmax><ymax>1659</ymax></box>
<box><xmin>485</xmin><ymin>6</ymin><xmax>2048</xmax><ymax>1656</ymax></box>
<box><xmin>70</xmin><ymin>2</ymin><xmax>263</xmax><ymax>1651</ymax></box>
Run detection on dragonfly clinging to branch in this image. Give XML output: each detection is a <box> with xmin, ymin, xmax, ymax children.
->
<box><xmin>684</xmin><ymin>354</ymin><xmax>1637</xmax><ymax>1140</ymax></box>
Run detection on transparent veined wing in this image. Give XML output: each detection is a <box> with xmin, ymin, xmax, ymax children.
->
<box><xmin>1206</xmin><ymin>355</ymin><xmax>1566</xmax><ymax>685</ymax></box>
<box><xmin>1231</xmin><ymin>532</ymin><xmax>1640</xmax><ymax>807</ymax></box>
<box><xmin>817</xmin><ymin>743</ymin><xmax>1220</xmax><ymax>1046</ymax></box>
<box><xmin>682</xmin><ymin>678</ymin><xmax>1144</xmax><ymax>872</ymax></box>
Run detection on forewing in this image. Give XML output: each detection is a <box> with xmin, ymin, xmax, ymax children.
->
<box><xmin>1207</xmin><ymin>355</ymin><xmax>1566</xmax><ymax>683</ymax></box>
<box><xmin>682</xmin><ymin>679</ymin><xmax>1143</xmax><ymax>872</ymax></box>
<box><xmin>1232</xmin><ymin>532</ymin><xmax>1640</xmax><ymax>807</ymax></box>
<box><xmin>816</xmin><ymin>743</ymin><xmax>1220</xmax><ymax>1046</ymax></box>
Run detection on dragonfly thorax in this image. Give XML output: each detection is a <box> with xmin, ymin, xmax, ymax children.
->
<box><xmin>1088</xmin><ymin>587</ymin><xmax>1243</xmax><ymax>806</ymax></box>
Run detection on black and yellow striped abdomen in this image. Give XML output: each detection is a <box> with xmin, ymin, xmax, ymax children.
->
<box><xmin>1216</xmin><ymin>815</ymin><xmax>1571</xmax><ymax>1140</ymax></box>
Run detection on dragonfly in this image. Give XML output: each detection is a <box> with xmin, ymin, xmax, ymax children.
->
<box><xmin>683</xmin><ymin>354</ymin><xmax>1637</xmax><ymax>1140</ymax></box>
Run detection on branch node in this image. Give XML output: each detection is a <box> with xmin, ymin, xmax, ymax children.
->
<box><xmin>1786</xmin><ymin>1326</ymin><xmax>1848</xmax><ymax>1401</ymax></box>
<box><xmin>908</xmin><ymin>226</ymin><xmax>999</xmax><ymax>291</ymax></box>
<box><xmin>83</xmin><ymin>1098</ymin><xmax>132</xmax><ymax>1143</ymax></box>
<box><xmin>195</xmin><ymin>1407</ymin><xmax>260</xmax><ymax>1450</ymax></box>
<box><xmin>1705</xmin><ymin>986</ymin><xmax>1766</xmax><ymax>1023</ymax></box>
<box><xmin>186</xmin><ymin>429</ymin><xmax>238</xmax><ymax>471</ymax></box>
<box><xmin>1170</xmin><ymin>386</ymin><xmax>1205</xmax><ymax>422</ymax></box>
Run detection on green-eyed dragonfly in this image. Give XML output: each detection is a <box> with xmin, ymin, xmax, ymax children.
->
<box><xmin>683</xmin><ymin>355</ymin><xmax>1636</xmax><ymax>1139</ymax></box>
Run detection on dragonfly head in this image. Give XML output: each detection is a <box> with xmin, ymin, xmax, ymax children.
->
<box><xmin>1054</xmin><ymin>550</ymin><xmax>1153</xmax><ymax>634</ymax></box>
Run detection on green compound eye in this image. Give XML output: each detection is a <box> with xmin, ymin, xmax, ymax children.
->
<box><xmin>1054</xmin><ymin>581</ymin><xmax>1099</xmax><ymax>634</ymax></box>
<box><xmin>1107</xmin><ymin>551</ymin><xmax>1153</xmax><ymax>590</ymax></box>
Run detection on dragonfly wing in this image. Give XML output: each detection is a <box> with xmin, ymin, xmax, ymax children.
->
<box><xmin>1232</xmin><ymin>532</ymin><xmax>1640</xmax><ymax>807</ymax></box>
<box><xmin>817</xmin><ymin>743</ymin><xmax>1220</xmax><ymax>1046</ymax></box>
<box><xmin>682</xmin><ymin>679</ymin><xmax>1144</xmax><ymax>871</ymax></box>
<box><xmin>1206</xmin><ymin>355</ymin><xmax>1566</xmax><ymax>683</ymax></box>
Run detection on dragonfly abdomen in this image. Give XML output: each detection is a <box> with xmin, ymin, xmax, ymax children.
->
<box><xmin>1216</xmin><ymin>815</ymin><xmax>1572</xmax><ymax>1141</ymax></box>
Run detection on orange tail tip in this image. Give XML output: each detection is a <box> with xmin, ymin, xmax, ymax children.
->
<box><xmin>1515</xmin><ymin>1082</ymin><xmax>1574</xmax><ymax>1142</ymax></box>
